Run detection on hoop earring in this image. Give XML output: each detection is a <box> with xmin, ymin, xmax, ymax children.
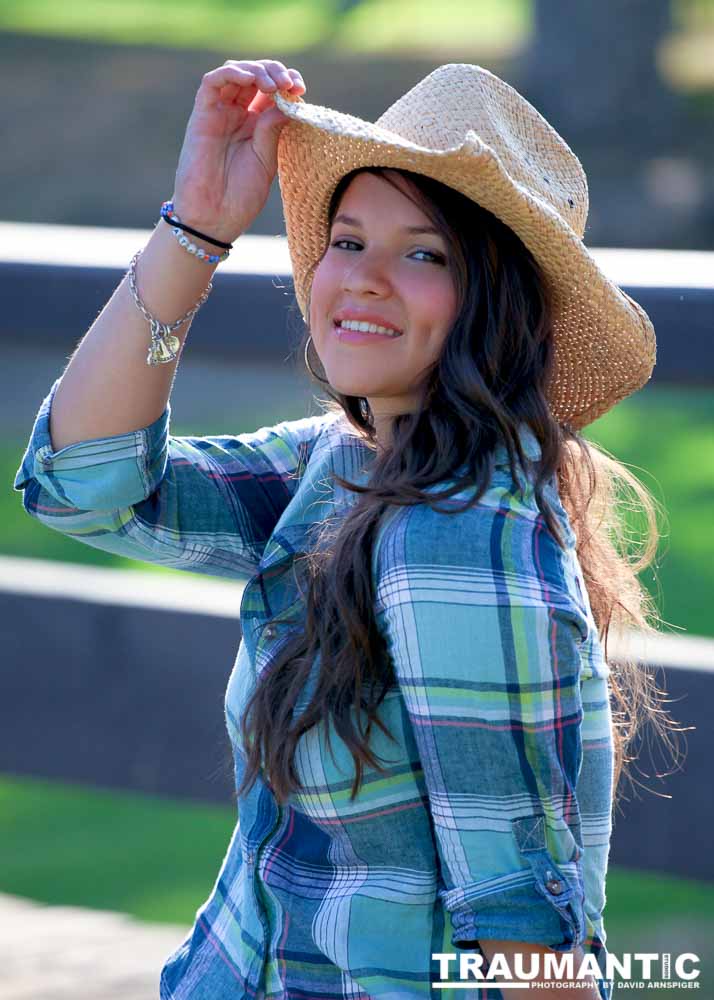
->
<box><xmin>304</xmin><ymin>335</ymin><xmax>330</xmax><ymax>384</ymax></box>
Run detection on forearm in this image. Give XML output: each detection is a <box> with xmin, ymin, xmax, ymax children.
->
<box><xmin>49</xmin><ymin>214</ymin><xmax>226</xmax><ymax>451</ymax></box>
<box><xmin>475</xmin><ymin>940</ymin><xmax>601</xmax><ymax>997</ymax></box>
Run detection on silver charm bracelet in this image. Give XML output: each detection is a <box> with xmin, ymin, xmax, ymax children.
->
<box><xmin>128</xmin><ymin>248</ymin><xmax>214</xmax><ymax>366</ymax></box>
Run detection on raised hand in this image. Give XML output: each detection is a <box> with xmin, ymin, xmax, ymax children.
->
<box><xmin>172</xmin><ymin>58</ymin><xmax>306</xmax><ymax>243</ymax></box>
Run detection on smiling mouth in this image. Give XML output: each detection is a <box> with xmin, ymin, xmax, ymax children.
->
<box><xmin>333</xmin><ymin>320</ymin><xmax>403</xmax><ymax>340</ymax></box>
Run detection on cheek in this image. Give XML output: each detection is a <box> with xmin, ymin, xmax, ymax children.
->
<box><xmin>410</xmin><ymin>275</ymin><xmax>458</xmax><ymax>344</ymax></box>
<box><xmin>395</xmin><ymin>263</ymin><xmax>455</xmax><ymax>311</ymax></box>
<box><xmin>308</xmin><ymin>259</ymin><xmax>337</xmax><ymax>325</ymax></box>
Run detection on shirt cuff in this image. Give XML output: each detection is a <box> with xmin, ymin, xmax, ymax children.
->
<box><xmin>13</xmin><ymin>377</ymin><xmax>171</xmax><ymax>510</ymax></box>
<box><xmin>445</xmin><ymin>815</ymin><xmax>586</xmax><ymax>953</ymax></box>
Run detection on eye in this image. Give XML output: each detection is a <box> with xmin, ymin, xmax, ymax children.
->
<box><xmin>412</xmin><ymin>248</ymin><xmax>446</xmax><ymax>264</ymax></box>
<box><xmin>330</xmin><ymin>239</ymin><xmax>446</xmax><ymax>264</ymax></box>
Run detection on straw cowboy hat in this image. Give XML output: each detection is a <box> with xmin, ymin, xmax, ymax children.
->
<box><xmin>273</xmin><ymin>63</ymin><xmax>656</xmax><ymax>431</ymax></box>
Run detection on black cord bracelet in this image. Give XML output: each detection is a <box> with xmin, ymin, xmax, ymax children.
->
<box><xmin>160</xmin><ymin>200</ymin><xmax>234</xmax><ymax>251</ymax></box>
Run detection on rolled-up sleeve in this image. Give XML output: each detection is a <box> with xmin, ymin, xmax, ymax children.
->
<box><xmin>13</xmin><ymin>377</ymin><xmax>331</xmax><ymax>579</ymax></box>
<box><xmin>375</xmin><ymin>494</ymin><xmax>590</xmax><ymax>952</ymax></box>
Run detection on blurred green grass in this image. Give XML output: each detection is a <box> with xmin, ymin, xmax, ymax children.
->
<box><xmin>5</xmin><ymin>384</ymin><xmax>714</xmax><ymax>638</ymax></box>
<box><xmin>585</xmin><ymin>384</ymin><xmax>714</xmax><ymax>640</ymax></box>
<box><xmin>1</xmin><ymin>0</ymin><xmax>711</xmax><ymax>66</ymax></box>
<box><xmin>0</xmin><ymin>0</ymin><xmax>531</xmax><ymax>55</ymax></box>
<box><xmin>0</xmin><ymin>774</ymin><xmax>232</xmax><ymax>923</ymax></box>
<box><xmin>1</xmin><ymin>773</ymin><xmax>712</xmax><ymax>966</ymax></box>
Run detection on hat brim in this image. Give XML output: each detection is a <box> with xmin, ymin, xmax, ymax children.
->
<box><xmin>274</xmin><ymin>91</ymin><xmax>656</xmax><ymax>431</ymax></box>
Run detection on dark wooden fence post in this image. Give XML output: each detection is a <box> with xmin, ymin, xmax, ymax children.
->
<box><xmin>525</xmin><ymin>0</ymin><xmax>679</xmax><ymax>146</ymax></box>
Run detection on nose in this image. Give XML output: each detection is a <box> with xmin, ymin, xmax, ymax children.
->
<box><xmin>341</xmin><ymin>249</ymin><xmax>393</xmax><ymax>297</ymax></box>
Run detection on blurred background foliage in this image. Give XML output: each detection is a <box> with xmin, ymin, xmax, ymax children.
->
<box><xmin>0</xmin><ymin>0</ymin><xmax>712</xmax><ymax>85</ymax></box>
<box><xmin>0</xmin><ymin>0</ymin><xmax>533</xmax><ymax>54</ymax></box>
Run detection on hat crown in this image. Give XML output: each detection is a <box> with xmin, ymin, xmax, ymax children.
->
<box><xmin>375</xmin><ymin>63</ymin><xmax>589</xmax><ymax>237</ymax></box>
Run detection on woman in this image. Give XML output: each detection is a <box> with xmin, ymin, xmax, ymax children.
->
<box><xmin>14</xmin><ymin>59</ymin><xmax>675</xmax><ymax>999</ymax></box>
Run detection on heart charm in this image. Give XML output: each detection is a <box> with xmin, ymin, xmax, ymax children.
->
<box><xmin>148</xmin><ymin>329</ymin><xmax>181</xmax><ymax>365</ymax></box>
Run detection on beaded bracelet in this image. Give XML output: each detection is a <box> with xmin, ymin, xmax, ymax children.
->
<box><xmin>160</xmin><ymin>200</ymin><xmax>231</xmax><ymax>264</ymax></box>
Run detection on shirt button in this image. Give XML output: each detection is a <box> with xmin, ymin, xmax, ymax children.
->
<box><xmin>546</xmin><ymin>878</ymin><xmax>564</xmax><ymax>895</ymax></box>
<box><xmin>263</xmin><ymin>624</ymin><xmax>278</xmax><ymax>639</ymax></box>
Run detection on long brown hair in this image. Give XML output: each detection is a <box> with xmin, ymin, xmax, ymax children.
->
<box><xmin>237</xmin><ymin>166</ymin><xmax>683</xmax><ymax>810</ymax></box>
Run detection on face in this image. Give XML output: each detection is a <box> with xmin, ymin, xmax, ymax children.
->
<box><xmin>309</xmin><ymin>170</ymin><xmax>459</xmax><ymax>441</ymax></box>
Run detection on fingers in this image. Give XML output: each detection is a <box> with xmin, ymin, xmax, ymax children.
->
<box><xmin>200</xmin><ymin>59</ymin><xmax>305</xmax><ymax>98</ymax></box>
<box><xmin>247</xmin><ymin>59</ymin><xmax>304</xmax><ymax>93</ymax></box>
<box><xmin>195</xmin><ymin>60</ymin><xmax>305</xmax><ymax>116</ymax></box>
<box><xmin>284</xmin><ymin>67</ymin><xmax>307</xmax><ymax>94</ymax></box>
<box><xmin>232</xmin><ymin>59</ymin><xmax>306</xmax><ymax>99</ymax></box>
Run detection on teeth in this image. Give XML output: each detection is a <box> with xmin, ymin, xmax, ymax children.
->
<box><xmin>338</xmin><ymin>319</ymin><xmax>401</xmax><ymax>337</ymax></box>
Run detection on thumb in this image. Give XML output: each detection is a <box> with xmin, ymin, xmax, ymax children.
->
<box><xmin>253</xmin><ymin>104</ymin><xmax>291</xmax><ymax>144</ymax></box>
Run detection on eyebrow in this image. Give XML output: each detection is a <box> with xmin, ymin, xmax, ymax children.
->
<box><xmin>331</xmin><ymin>213</ymin><xmax>444</xmax><ymax>238</ymax></box>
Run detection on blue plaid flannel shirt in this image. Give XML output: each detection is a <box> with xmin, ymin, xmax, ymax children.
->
<box><xmin>14</xmin><ymin>377</ymin><xmax>615</xmax><ymax>999</ymax></box>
